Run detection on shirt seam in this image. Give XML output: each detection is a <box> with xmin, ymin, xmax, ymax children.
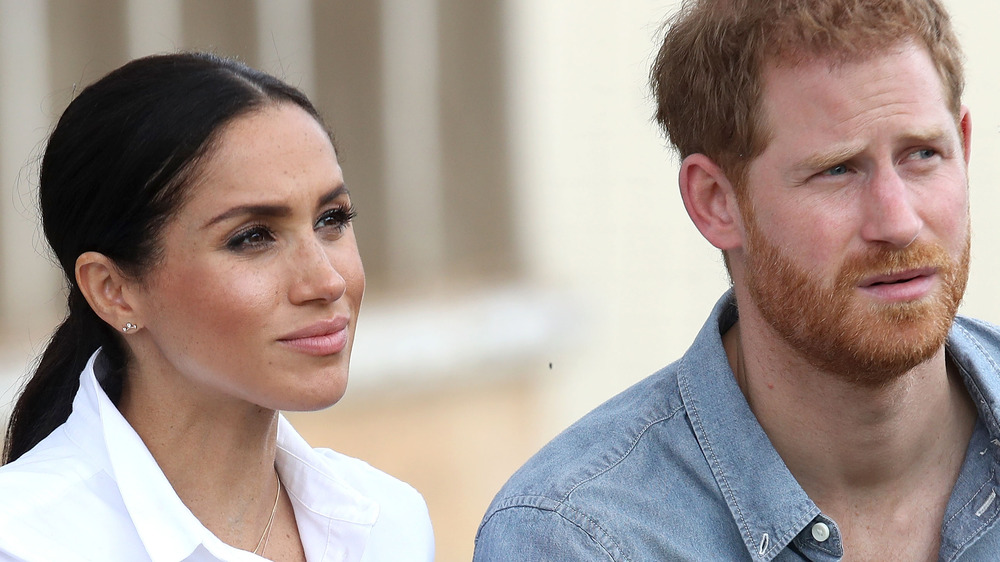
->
<box><xmin>803</xmin><ymin>536</ymin><xmax>840</xmax><ymax>556</ymax></box>
<box><xmin>943</xmin><ymin>469</ymin><xmax>994</xmax><ymax>528</ymax></box>
<box><xmin>562</xmin><ymin>404</ymin><xmax>686</xmax><ymax>502</ymax></box>
<box><xmin>478</xmin><ymin>495</ymin><xmax>627</xmax><ymax>561</ymax></box>
<box><xmin>946</xmin><ymin>496</ymin><xmax>999</xmax><ymax>562</ymax></box>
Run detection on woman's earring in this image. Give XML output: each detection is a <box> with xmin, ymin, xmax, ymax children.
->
<box><xmin>122</xmin><ymin>322</ymin><xmax>138</xmax><ymax>333</ymax></box>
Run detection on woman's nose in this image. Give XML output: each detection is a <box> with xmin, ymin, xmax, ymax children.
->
<box><xmin>288</xmin><ymin>238</ymin><xmax>347</xmax><ymax>305</ymax></box>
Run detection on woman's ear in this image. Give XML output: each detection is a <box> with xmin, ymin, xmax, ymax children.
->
<box><xmin>678</xmin><ymin>154</ymin><xmax>743</xmax><ymax>250</ymax></box>
<box><xmin>75</xmin><ymin>252</ymin><xmax>139</xmax><ymax>332</ymax></box>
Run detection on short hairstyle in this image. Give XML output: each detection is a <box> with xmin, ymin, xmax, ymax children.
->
<box><xmin>651</xmin><ymin>0</ymin><xmax>964</xmax><ymax>190</ymax></box>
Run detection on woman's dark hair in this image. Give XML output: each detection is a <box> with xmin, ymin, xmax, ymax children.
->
<box><xmin>3</xmin><ymin>52</ymin><xmax>328</xmax><ymax>463</ymax></box>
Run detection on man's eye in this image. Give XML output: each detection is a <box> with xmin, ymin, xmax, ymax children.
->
<box><xmin>823</xmin><ymin>164</ymin><xmax>849</xmax><ymax>176</ymax></box>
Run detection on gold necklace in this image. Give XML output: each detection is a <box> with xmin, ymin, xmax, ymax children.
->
<box><xmin>252</xmin><ymin>471</ymin><xmax>281</xmax><ymax>556</ymax></box>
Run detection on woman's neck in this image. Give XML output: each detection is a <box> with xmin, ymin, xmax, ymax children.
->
<box><xmin>118</xmin><ymin>362</ymin><xmax>282</xmax><ymax>553</ymax></box>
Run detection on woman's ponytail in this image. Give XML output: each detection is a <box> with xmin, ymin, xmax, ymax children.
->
<box><xmin>2</xmin><ymin>288</ymin><xmax>125</xmax><ymax>463</ymax></box>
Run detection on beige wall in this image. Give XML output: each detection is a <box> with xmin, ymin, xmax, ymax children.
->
<box><xmin>507</xmin><ymin>0</ymin><xmax>1000</xmax><ymax>430</ymax></box>
<box><xmin>0</xmin><ymin>1</ymin><xmax>997</xmax><ymax>560</ymax></box>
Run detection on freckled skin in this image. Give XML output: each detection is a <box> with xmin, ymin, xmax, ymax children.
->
<box><xmin>732</xmin><ymin>42</ymin><xmax>971</xmax><ymax>382</ymax></box>
<box><xmin>123</xmin><ymin>104</ymin><xmax>365</xmax><ymax>415</ymax></box>
<box><xmin>739</xmin><ymin>43</ymin><xmax>969</xmax><ymax>280</ymax></box>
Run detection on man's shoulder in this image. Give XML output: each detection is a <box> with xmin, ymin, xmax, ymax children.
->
<box><xmin>475</xmin><ymin>362</ymin><xmax>740</xmax><ymax>560</ymax></box>
<box><xmin>493</xmin><ymin>364</ymin><xmax>687</xmax><ymax>501</ymax></box>
<box><xmin>953</xmin><ymin>315</ymin><xmax>1000</xmax><ymax>344</ymax></box>
<box><xmin>474</xmin><ymin>293</ymin><xmax>752</xmax><ymax>560</ymax></box>
<box><xmin>950</xmin><ymin>315</ymin><xmax>1000</xmax><ymax>375</ymax></box>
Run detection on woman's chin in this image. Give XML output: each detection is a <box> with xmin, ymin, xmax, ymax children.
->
<box><xmin>278</xmin><ymin>379</ymin><xmax>350</xmax><ymax>412</ymax></box>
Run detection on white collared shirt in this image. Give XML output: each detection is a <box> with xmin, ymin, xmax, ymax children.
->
<box><xmin>0</xmin><ymin>351</ymin><xmax>434</xmax><ymax>561</ymax></box>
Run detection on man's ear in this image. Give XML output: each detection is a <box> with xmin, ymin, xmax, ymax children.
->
<box><xmin>959</xmin><ymin>105</ymin><xmax>972</xmax><ymax>166</ymax></box>
<box><xmin>678</xmin><ymin>153</ymin><xmax>743</xmax><ymax>250</ymax></box>
<box><xmin>75</xmin><ymin>252</ymin><xmax>140</xmax><ymax>332</ymax></box>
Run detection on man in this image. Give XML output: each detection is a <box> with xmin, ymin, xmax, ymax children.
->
<box><xmin>475</xmin><ymin>1</ymin><xmax>1000</xmax><ymax>560</ymax></box>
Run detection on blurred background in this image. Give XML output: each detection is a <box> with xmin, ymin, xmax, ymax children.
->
<box><xmin>0</xmin><ymin>0</ymin><xmax>998</xmax><ymax>559</ymax></box>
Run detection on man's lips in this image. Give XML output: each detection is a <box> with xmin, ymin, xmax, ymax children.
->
<box><xmin>857</xmin><ymin>267</ymin><xmax>937</xmax><ymax>302</ymax></box>
<box><xmin>278</xmin><ymin>317</ymin><xmax>350</xmax><ymax>356</ymax></box>
<box><xmin>858</xmin><ymin>267</ymin><xmax>937</xmax><ymax>288</ymax></box>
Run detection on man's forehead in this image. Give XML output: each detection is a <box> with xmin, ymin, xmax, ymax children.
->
<box><xmin>756</xmin><ymin>41</ymin><xmax>954</xmax><ymax>135</ymax></box>
<box><xmin>762</xmin><ymin>37</ymin><xmax>918</xmax><ymax>78</ymax></box>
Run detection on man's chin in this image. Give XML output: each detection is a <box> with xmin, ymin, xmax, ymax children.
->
<box><xmin>790</xmin><ymin>294</ymin><xmax>960</xmax><ymax>387</ymax></box>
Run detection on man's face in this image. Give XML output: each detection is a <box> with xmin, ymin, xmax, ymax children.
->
<box><xmin>735</xmin><ymin>42</ymin><xmax>971</xmax><ymax>385</ymax></box>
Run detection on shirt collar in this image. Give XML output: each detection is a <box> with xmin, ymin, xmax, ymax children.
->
<box><xmin>677</xmin><ymin>291</ymin><xmax>821</xmax><ymax>561</ymax></box>
<box><xmin>940</xmin><ymin>317</ymin><xmax>1000</xmax><ymax>558</ymax></box>
<box><xmin>275</xmin><ymin>416</ymin><xmax>379</xmax><ymax>561</ymax></box>
<box><xmin>63</xmin><ymin>349</ymin><xmax>380</xmax><ymax>562</ymax></box>
<box><xmin>948</xmin><ymin>317</ymin><xmax>1000</xmax><ymax>439</ymax></box>
<box><xmin>65</xmin><ymin>350</ymin><xmax>212</xmax><ymax>561</ymax></box>
<box><xmin>678</xmin><ymin>292</ymin><xmax>1000</xmax><ymax>561</ymax></box>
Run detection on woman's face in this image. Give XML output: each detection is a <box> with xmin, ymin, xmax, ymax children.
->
<box><xmin>126</xmin><ymin>103</ymin><xmax>364</xmax><ymax>412</ymax></box>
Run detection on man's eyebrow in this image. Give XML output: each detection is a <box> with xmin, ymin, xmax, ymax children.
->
<box><xmin>793</xmin><ymin>128</ymin><xmax>952</xmax><ymax>174</ymax></box>
<box><xmin>903</xmin><ymin>127</ymin><xmax>950</xmax><ymax>147</ymax></box>
<box><xmin>201</xmin><ymin>184</ymin><xmax>349</xmax><ymax>230</ymax></box>
<box><xmin>795</xmin><ymin>146</ymin><xmax>862</xmax><ymax>174</ymax></box>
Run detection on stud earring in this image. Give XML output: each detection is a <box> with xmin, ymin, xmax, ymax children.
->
<box><xmin>122</xmin><ymin>322</ymin><xmax>138</xmax><ymax>333</ymax></box>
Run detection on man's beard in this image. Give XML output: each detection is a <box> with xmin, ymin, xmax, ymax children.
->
<box><xmin>741</xmin><ymin>207</ymin><xmax>970</xmax><ymax>388</ymax></box>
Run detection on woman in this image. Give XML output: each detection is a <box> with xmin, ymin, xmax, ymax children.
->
<box><xmin>0</xmin><ymin>53</ymin><xmax>434</xmax><ymax>561</ymax></box>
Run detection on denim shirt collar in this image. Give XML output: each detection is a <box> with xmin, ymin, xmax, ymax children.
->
<box><xmin>940</xmin><ymin>318</ymin><xmax>1000</xmax><ymax>560</ymax></box>
<box><xmin>677</xmin><ymin>291</ymin><xmax>828</xmax><ymax>561</ymax></box>
<box><xmin>678</xmin><ymin>291</ymin><xmax>1000</xmax><ymax>561</ymax></box>
<box><xmin>948</xmin><ymin>318</ymin><xmax>1000</xmax><ymax>447</ymax></box>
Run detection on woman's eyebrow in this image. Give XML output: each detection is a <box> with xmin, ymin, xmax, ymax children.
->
<box><xmin>317</xmin><ymin>184</ymin><xmax>350</xmax><ymax>208</ymax></box>
<box><xmin>201</xmin><ymin>203</ymin><xmax>292</xmax><ymax>230</ymax></box>
<box><xmin>201</xmin><ymin>184</ymin><xmax>349</xmax><ymax>230</ymax></box>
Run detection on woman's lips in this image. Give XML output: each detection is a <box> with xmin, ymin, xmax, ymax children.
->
<box><xmin>278</xmin><ymin>318</ymin><xmax>349</xmax><ymax>356</ymax></box>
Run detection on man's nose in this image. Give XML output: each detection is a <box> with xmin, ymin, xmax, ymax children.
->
<box><xmin>859</xmin><ymin>167</ymin><xmax>923</xmax><ymax>248</ymax></box>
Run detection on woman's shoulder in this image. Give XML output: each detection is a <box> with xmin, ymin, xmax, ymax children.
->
<box><xmin>0</xmin><ymin>426</ymin><xmax>100</xmax><ymax>502</ymax></box>
<box><xmin>276</xmin><ymin>417</ymin><xmax>429</xmax><ymax>517</ymax></box>
<box><xmin>310</xmin><ymin>446</ymin><xmax>429</xmax><ymax>514</ymax></box>
<box><xmin>0</xmin><ymin>425</ymin><xmax>123</xmax><ymax>521</ymax></box>
<box><xmin>0</xmin><ymin>429</ymin><xmax>147</xmax><ymax>559</ymax></box>
<box><xmin>312</xmin><ymin>447</ymin><xmax>435</xmax><ymax>559</ymax></box>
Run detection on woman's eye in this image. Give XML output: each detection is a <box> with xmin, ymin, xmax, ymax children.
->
<box><xmin>315</xmin><ymin>205</ymin><xmax>357</xmax><ymax>232</ymax></box>
<box><xmin>226</xmin><ymin>225</ymin><xmax>274</xmax><ymax>251</ymax></box>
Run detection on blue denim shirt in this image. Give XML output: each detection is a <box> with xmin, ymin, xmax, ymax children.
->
<box><xmin>475</xmin><ymin>292</ymin><xmax>1000</xmax><ymax>561</ymax></box>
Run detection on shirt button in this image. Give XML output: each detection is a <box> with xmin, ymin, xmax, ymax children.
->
<box><xmin>811</xmin><ymin>522</ymin><xmax>831</xmax><ymax>542</ymax></box>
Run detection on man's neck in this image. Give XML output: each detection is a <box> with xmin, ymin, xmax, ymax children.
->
<box><xmin>723</xmin><ymin>314</ymin><xmax>977</xmax><ymax>558</ymax></box>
